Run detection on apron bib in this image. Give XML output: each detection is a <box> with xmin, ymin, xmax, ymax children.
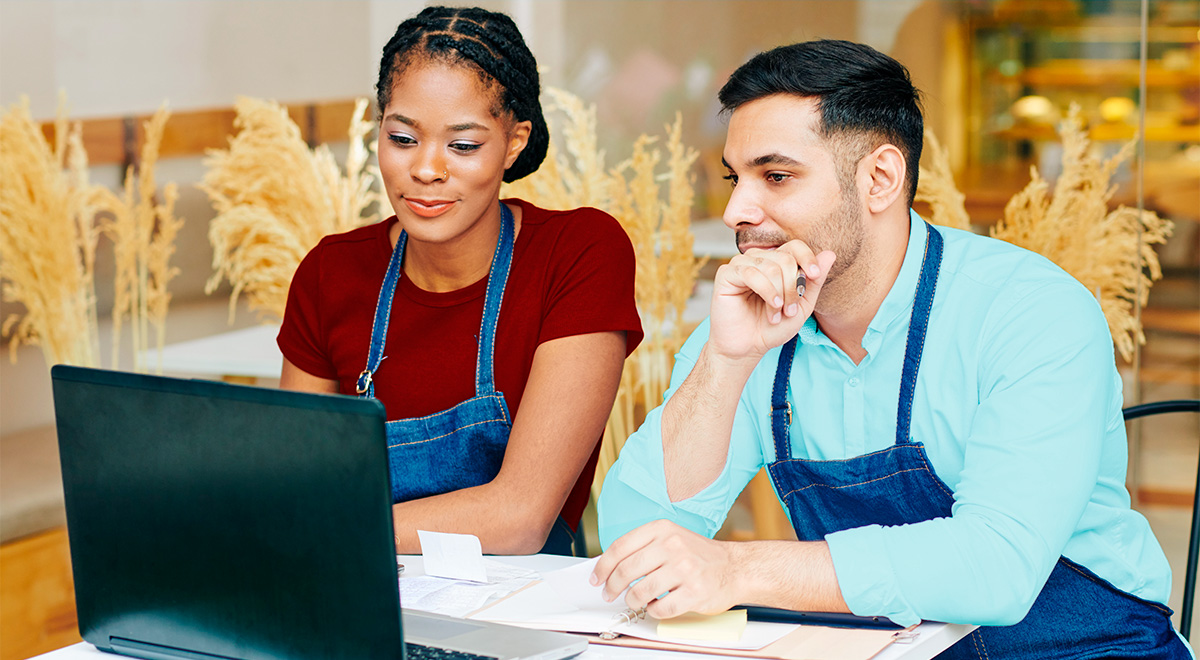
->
<box><xmin>356</xmin><ymin>205</ymin><xmax>583</xmax><ymax>556</ymax></box>
<box><xmin>766</xmin><ymin>223</ymin><xmax>1187</xmax><ymax>658</ymax></box>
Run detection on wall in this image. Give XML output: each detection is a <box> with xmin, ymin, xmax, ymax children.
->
<box><xmin>0</xmin><ymin>0</ymin><xmax>943</xmax><ymax>436</ymax></box>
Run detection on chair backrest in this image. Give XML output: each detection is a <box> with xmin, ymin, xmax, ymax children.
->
<box><xmin>1124</xmin><ymin>400</ymin><xmax>1200</xmax><ymax>641</ymax></box>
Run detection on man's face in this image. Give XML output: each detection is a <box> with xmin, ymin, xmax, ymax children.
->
<box><xmin>721</xmin><ymin>94</ymin><xmax>865</xmax><ymax>283</ymax></box>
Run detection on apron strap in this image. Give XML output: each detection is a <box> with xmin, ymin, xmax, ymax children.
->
<box><xmin>357</xmin><ymin>202</ymin><xmax>515</xmax><ymax>399</ymax></box>
<box><xmin>357</xmin><ymin>230</ymin><xmax>407</xmax><ymax>398</ymax></box>
<box><xmin>895</xmin><ymin>223</ymin><xmax>943</xmax><ymax>445</ymax></box>
<box><xmin>771</xmin><ymin>335</ymin><xmax>799</xmax><ymax>462</ymax></box>
<box><xmin>768</xmin><ymin>222</ymin><xmax>945</xmax><ymax>458</ymax></box>
<box><xmin>475</xmin><ymin>203</ymin><xmax>515</xmax><ymax>395</ymax></box>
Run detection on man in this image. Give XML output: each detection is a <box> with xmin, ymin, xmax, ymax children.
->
<box><xmin>594</xmin><ymin>40</ymin><xmax>1189</xmax><ymax>657</ymax></box>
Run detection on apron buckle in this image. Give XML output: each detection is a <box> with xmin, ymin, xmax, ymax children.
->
<box><xmin>786</xmin><ymin>401</ymin><xmax>792</xmax><ymax>426</ymax></box>
<box><xmin>356</xmin><ymin>369</ymin><xmax>373</xmax><ymax>394</ymax></box>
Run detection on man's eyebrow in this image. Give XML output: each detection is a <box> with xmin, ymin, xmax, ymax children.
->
<box><xmin>721</xmin><ymin>153</ymin><xmax>802</xmax><ymax>170</ymax></box>
<box><xmin>750</xmin><ymin>153</ymin><xmax>801</xmax><ymax>168</ymax></box>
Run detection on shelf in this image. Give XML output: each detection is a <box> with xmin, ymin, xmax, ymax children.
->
<box><xmin>993</xmin><ymin>124</ymin><xmax>1200</xmax><ymax>142</ymax></box>
<box><xmin>1010</xmin><ymin>60</ymin><xmax>1200</xmax><ymax>88</ymax></box>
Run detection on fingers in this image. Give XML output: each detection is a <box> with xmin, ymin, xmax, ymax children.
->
<box><xmin>592</xmin><ymin>520</ymin><xmax>738</xmax><ymax>619</ymax></box>
<box><xmin>776</xmin><ymin>243</ymin><xmax>836</xmax><ymax>309</ymax></box>
<box><xmin>591</xmin><ymin>522</ymin><xmax>661</xmax><ymax>599</ymax></box>
<box><xmin>718</xmin><ymin>247</ymin><xmax>809</xmax><ymax>323</ymax></box>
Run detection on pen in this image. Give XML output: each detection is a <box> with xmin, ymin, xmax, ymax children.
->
<box><xmin>735</xmin><ymin>605</ymin><xmax>903</xmax><ymax>630</ymax></box>
<box><xmin>796</xmin><ymin>271</ymin><xmax>806</xmax><ymax>297</ymax></box>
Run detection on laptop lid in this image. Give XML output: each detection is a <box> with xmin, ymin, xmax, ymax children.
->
<box><xmin>52</xmin><ymin>365</ymin><xmax>402</xmax><ymax>660</ymax></box>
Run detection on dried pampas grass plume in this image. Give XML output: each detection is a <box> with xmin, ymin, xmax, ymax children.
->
<box><xmin>505</xmin><ymin>89</ymin><xmax>706</xmax><ymax>499</ymax></box>
<box><xmin>0</xmin><ymin>95</ymin><xmax>108</xmax><ymax>368</ymax></box>
<box><xmin>991</xmin><ymin>104</ymin><xmax>1171</xmax><ymax>361</ymax></box>
<box><xmin>203</xmin><ymin>97</ymin><xmax>379</xmax><ymax>322</ymax></box>
<box><xmin>915</xmin><ymin>129</ymin><xmax>971</xmax><ymax>230</ymax></box>
<box><xmin>96</xmin><ymin>104</ymin><xmax>182</xmax><ymax>373</ymax></box>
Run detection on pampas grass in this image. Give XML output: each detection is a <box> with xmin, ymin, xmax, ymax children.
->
<box><xmin>0</xmin><ymin>96</ymin><xmax>107</xmax><ymax>368</ymax></box>
<box><xmin>203</xmin><ymin>97</ymin><xmax>379</xmax><ymax>322</ymax></box>
<box><xmin>505</xmin><ymin>89</ymin><xmax>706</xmax><ymax>498</ymax></box>
<box><xmin>0</xmin><ymin>98</ymin><xmax>181</xmax><ymax>373</ymax></box>
<box><xmin>918</xmin><ymin>104</ymin><xmax>1172</xmax><ymax>361</ymax></box>
<box><xmin>915</xmin><ymin>129</ymin><xmax>971</xmax><ymax>230</ymax></box>
<box><xmin>990</xmin><ymin>105</ymin><xmax>1171</xmax><ymax>361</ymax></box>
<box><xmin>97</xmin><ymin>105</ymin><xmax>182</xmax><ymax>373</ymax></box>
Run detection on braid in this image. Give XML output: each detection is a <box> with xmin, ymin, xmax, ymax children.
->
<box><xmin>375</xmin><ymin>5</ymin><xmax>548</xmax><ymax>182</ymax></box>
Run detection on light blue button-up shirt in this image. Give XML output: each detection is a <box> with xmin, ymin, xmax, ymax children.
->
<box><xmin>598</xmin><ymin>211</ymin><xmax>1173</xmax><ymax>627</ymax></box>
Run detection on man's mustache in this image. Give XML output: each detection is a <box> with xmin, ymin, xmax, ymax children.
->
<box><xmin>735</xmin><ymin>229</ymin><xmax>795</xmax><ymax>253</ymax></box>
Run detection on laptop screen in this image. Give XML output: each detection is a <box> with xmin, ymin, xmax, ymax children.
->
<box><xmin>52</xmin><ymin>366</ymin><xmax>403</xmax><ymax>660</ymax></box>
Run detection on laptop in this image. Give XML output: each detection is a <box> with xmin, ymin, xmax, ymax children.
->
<box><xmin>51</xmin><ymin>365</ymin><xmax>587</xmax><ymax>660</ymax></box>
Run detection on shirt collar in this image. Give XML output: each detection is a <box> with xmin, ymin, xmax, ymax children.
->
<box><xmin>798</xmin><ymin>209</ymin><xmax>927</xmax><ymax>351</ymax></box>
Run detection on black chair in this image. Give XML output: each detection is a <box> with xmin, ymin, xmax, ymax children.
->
<box><xmin>1124</xmin><ymin>399</ymin><xmax>1200</xmax><ymax>640</ymax></box>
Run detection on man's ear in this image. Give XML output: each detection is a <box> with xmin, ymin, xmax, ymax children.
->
<box><xmin>860</xmin><ymin>144</ymin><xmax>907</xmax><ymax>214</ymax></box>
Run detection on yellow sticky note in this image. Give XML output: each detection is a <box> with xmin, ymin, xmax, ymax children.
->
<box><xmin>656</xmin><ymin>608</ymin><xmax>748</xmax><ymax>642</ymax></box>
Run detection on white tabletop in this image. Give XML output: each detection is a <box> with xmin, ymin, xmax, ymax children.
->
<box><xmin>689</xmin><ymin>218</ymin><xmax>738</xmax><ymax>261</ymax></box>
<box><xmin>136</xmin><ymin>324</ymin><xmax>283</xmax><ymax>380</ymax></box>
<box><xmin>33</xmin><ymin>553</ymin><xmax>971</xmax><ymax>660</ymax></box>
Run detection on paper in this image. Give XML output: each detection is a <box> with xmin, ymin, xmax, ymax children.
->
<box><xmin>657</xmin><ymin>609</ymin><xmax>747</xmax><ymax>642</ymax></box>
<box><xmin>541</xmin><ymin>556</ymin><xmax>612</xmax><ymax>610</ymax></box>
<box><xmin>399</xmin><ymin>558</ymin><xmax>539</xmax><ymax>618</ymax></box>
<box><xmin>470</xmin><ymin>558</ymin><xmax>792</xmax><ymax>651</ymax></box>
<box><xmin>417</xmin><ymin>530</ymin><xmax>487</xmax><ymax>583</ymax></box>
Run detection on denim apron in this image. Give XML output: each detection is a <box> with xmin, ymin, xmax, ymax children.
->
<box><xmin>766</xmin><ymin>222</ymin><xmax>1188</xmax><ymax>658</ymax></box>
<box><xmin>358</xmin><ymin>204</ymin><xmax>582</xmax><ymax>556</ymax></box>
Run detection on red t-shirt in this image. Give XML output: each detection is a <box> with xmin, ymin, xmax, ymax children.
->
<box><xmin>278</xmin><ymin>198</ymin><xmax>643</xmax><ymax>529</ymax></box>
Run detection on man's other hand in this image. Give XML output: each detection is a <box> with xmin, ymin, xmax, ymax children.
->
<box><xmin>590</xmin><ymin>519</ymin><xmax>744</xmax><ymax>619</ymax></box>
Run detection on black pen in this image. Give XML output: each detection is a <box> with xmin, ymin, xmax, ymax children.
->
<box><xmin>735</xmin><ymin>605</ymin><xmax>903</xmax><ymax>630</ymax></box>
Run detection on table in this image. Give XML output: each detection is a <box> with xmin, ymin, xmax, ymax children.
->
<box><xmin>689</xmin><ymin>218</ymin><xmax>739</xmax><ymax>260</ymax></box>
<box><xmin>136</xmin><ymin>324</ymin><xmax>282</xmax><ymax>381</ymax></box>
<box><xmin>32</xmin><ymin>553</ymin><xmax>971</xmax><ymax>660</ymax></box>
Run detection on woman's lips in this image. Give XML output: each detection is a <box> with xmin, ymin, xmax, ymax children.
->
<box><xmin>404</xmin><ymin>197</ymin><xmax>455</xmax><ymax>218</ymax></box>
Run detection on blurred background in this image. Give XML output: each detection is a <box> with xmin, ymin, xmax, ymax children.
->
<box><xmin>1</xmin><ymin>1</ymin><xmax>1197</xmax><ymax>657</ymax></box>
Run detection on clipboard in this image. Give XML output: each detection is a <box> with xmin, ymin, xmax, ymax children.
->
<box><xmin>470</xmin><ymin>580</ymin><xmax>918</xmax><ymax>660</ymax></box>
<box><xmin>590</xmin><ymin>624</ymin><xmax>917</xmax><ymax>660</ymax></box>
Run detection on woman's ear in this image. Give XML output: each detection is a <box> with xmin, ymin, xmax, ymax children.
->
<box><xmin>860</xmin><ymin>143</ymin><xmax>906</xmax><ymax>214</ymax></box>
<box><xmin>504</xmin><ymin>120</ymin><xmax>533</xmax><ymax>170</ymax></box>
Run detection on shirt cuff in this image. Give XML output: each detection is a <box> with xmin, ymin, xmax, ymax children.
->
<box><xmin>826</xmin><ymin>525</ymin><xmax>921</xmax><ymax>627</ymax></box>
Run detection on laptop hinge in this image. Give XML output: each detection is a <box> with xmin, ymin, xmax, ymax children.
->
<box><xmin>110</xmin><ymin>637</ymin><xmax>241</xmax><ymax>660</ymax></box>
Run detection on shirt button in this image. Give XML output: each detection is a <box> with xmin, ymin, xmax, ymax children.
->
<box><xmin>848</xmin><ymin>377</ymin><xmax>860</xmax><ymax>387</ymax></box>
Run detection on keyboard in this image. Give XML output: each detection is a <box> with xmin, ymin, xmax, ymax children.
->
<box><xmin>404</xmin><ymin>642</ymin><xmax>499</xmax><ymax>660</ymax></box>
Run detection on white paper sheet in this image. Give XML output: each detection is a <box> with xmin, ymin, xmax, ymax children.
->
<box><xmin>417</xmin><ymin>530</ymin><xmax>487</xmax><ymax>583</ymax></box>
<box><xmin>471</xmin><ymin>558</ymin><xmax>797</xmax><ymax>651</ymax></box>
<box><xmin>399</xmin><ymin>558</ymin><xmax>539</xmax><ymax>618</ymax></box>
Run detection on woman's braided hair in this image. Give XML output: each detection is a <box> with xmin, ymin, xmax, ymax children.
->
<box><xmin>376</xmin><ymin>6</ymin><xmax>548</xmax><ymax>183</ymax></box>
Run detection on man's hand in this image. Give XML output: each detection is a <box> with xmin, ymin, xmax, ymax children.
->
<box><xmin>708</xmin><ymin>241</ymin><xmax>836</xmax><ymax>362</ymax></box>
<box><xmin>590</xmin><ymin>519</ymin><xmax>744</xmax><ymax>618</ymax></box>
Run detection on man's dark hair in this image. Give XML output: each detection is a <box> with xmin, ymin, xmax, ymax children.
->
<box><xmin>376</xmin><ymin>6</ymin><xmax>548</xmax><ymax>183</ymax></box>
<box><xmin>718</xmin><ymin>40</ymin><xmax>924</xmax><ymax>204</ymax></box>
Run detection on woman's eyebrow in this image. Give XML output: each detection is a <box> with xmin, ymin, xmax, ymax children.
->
<box><xmin>384</xmin><ymin>113</ymin><xmax>416</xmax><ymax>127</ymax></box>
<box><xmin>448</xmin><ymin>121</ymin><xmax>488</xmax><ymax>132</ymax></box>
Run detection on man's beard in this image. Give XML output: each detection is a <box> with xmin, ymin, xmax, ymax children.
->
<box><xmin>733</xmin><ymin>191</ymin><xmax>865</xmax><ymax>287</ymax></box>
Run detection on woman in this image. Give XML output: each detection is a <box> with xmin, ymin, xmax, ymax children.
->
<box><xmin>278</xmin><ymin>6</ymin><xmax>642</xmax><ymax>556</ymax></box>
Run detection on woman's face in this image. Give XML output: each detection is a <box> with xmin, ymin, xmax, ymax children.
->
<box><xmin>377</xmin><ymin>60</ymin><xmax>531</xmax><ymax>247</ymax></box>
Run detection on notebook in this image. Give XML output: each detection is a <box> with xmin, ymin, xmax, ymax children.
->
<box><xmin>51</xmin><ymin>365</ymin><xmax>586</xmax><ymax>660</ymax></box>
